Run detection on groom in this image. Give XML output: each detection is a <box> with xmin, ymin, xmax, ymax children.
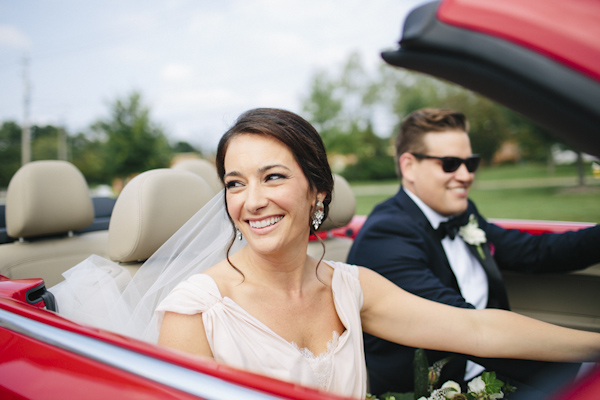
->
<box><xmin>347</xmin><ymin>108</ymin><xmax>600</xmax><ymax>396</ymax></box>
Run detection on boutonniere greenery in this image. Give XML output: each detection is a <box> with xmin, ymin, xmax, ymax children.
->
<box><xmin>458</xmin><ymin>214</ymin><xmax>487</xmax><ymax>260</ymax></box>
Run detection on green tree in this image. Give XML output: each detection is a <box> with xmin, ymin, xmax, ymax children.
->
<box><xmin>0</xmin><ymin>121</ymin><xmax>22</xmax><ymax>188</ymax></box>
<box><xmin>500</xmin><ymin>110</ymin><xmax>569</xmax><ymax>166</ymax></box>
<box><xmin>30</xmin><ymin>125</ymin><xmax>64</xmax><ymax>161</ymax></box>
<box><xmin>342</xmin><ymin>121</ymin><xmax>396</xmax><ymax>180</ymax></box>
<box><xmin>303</xmin><ymin>52</ymin><xmax>578</xmax><ymax>179</ymax></box>
<box><xmin>91</xmin><ymin>91</ymin><xmax>172</xmax><ymax>181</ymax></box>
<box><xmin>302</xmin><ymin>71</ymin><xmax>343</xmax><ymax>133</ymax></box>
<box><xmin>373</xmin><ymin>66</ymin><xmax>576</xmax><ymax>166</ymax></box>
<box><xmin>69</xmin><ymin>131</ymin><xmax>107</xmax><ymax>186</ymax></box>
<box><xmin>302</xmin><ymin>53</ymin><xmax>394</xmax><ymax>180</ymax></box>
<box><xmin>375</xmin><ymin>67</ymin><xmax>513</xmax><ymax>163</ymax></box>
<box><xmin>172</xmin><ymin>140</ymin><xmax>200</xmax><ymax>154</ymax></box>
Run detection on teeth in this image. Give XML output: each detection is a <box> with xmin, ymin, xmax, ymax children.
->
<box><xmin>249</xmin><ymin>216</ymin><xmax>283</xmax><ymax>229</ymax></box>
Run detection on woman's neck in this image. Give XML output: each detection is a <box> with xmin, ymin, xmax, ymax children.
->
<box><xmin>235</xmin><ymin>246</ymin><xmax>317</xmax><ymax>294</ymax></box>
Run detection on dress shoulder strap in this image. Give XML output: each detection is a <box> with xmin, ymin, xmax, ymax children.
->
<box><xmin>325</xmin><ymin>260</ymin><xmax>360</xmax><ymax>279</ymax></box>
<box><xmin>155</xmin><ymin>274</ymin><xmax>223</xmax><ymax>325</ymax></box>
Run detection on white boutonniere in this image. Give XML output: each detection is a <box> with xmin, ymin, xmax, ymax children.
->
<box><xmin>458</xmin><ymin>214</ymin><xmax>487</xmax><ymax>260</ymax></box>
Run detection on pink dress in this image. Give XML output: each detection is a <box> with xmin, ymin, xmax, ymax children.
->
<box><xmin>156</xmin><ymin>261</ymin><xmax>367</xmax><ymax>398</ymax></box>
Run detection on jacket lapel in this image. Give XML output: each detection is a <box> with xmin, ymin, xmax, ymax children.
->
<box><xmin>400</xmin><ymin>191</ymin><xmax>511</xmax><ymax>310</ymax></box>
<box><xmin>396</xmin><ymin>189</ymin><xmax>463</xmax><ymax>293</ymax></box>
<box><xmin>457</xmin><ymin>203</ymin><xmax>511</xmax><ymax>310</ymax></box>
<box><xmin>466</xmin><ymin>240</ymin><xmax>510</xmax><ymax>310</ymax></box>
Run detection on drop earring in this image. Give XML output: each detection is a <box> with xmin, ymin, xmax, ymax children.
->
<box><xmin>312</xmin><ymin>200</ymin><xmax>324</xmax><ymax>230</ymax></box>
<box><xmin>235</xmin><ymin>226</ymin><xmax>243</xmax><ymax>240</ymax></box>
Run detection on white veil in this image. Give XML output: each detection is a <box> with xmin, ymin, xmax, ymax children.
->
<box><xmin>50</xmin><ymin>191</ymin><xmax>246</xmax><ymax>342</ymax></box>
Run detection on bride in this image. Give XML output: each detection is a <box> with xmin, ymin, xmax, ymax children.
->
<box><xmin>52</xmin><ymin>108</ymin><xmax>600</xmax><ymax>399</ymax></box>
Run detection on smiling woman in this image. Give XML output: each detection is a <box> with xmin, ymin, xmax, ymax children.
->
<box><xmin>155</xmin><ymin>109</ymin><xmax>365</xmax><ymax>395</ymax></box>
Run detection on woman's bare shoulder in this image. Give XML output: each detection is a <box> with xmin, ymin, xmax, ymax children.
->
<box><xmin>203</xmin><ymin>259</ymin><xmax>244</xmax><ymax>296</ymax></box>
<box><xmin>313</xmin><ymin>256</ymin><xmax>336</xmax><ymax>285</ymax></box>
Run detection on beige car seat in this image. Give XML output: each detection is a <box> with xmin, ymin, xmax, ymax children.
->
<box><xmin>307</xmin><ymin>174</ymin><xmax>356</xmax><ymax>262</ymax></box>
<box><xmin>171</xmin><ymin>158</ymin><xmax>223</xmax><ymax>195</ymax></box>
<box><xmin>106</xmin><ymin>168</ymin><xmax>215</xmax><ymax>281</ymax></box>
<box><xmin>0</xmin><ymin>160</ymin><xmax>109</xmax><ymax>287</ymax></box>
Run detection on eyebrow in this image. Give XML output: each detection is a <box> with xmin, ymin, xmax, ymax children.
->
<box><xmin>259</xmin><ymin>164</ymin><xmax>290</xmax><ymax>174</ymax></box>
<box><xmin>224</xmin><ymin>164</ymin><xmax>291</xmax><ymax>178</ymax></box>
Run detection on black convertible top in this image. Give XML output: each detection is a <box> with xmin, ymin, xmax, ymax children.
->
<box><xmin>382</xmin><ymin>0</ymin><xmax>600</xmax><ymax>157</ymax></box>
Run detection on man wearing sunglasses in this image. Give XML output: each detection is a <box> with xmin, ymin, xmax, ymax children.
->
<box><xmin>348</xmin><ymin>108</ymin><xmax>600</xmax><ymax>397</ymax></box>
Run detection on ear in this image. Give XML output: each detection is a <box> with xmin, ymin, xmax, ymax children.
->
<box><xmin>399</xmin><ymin>152</ymin><xmax>417</xmax><ymax>184</ymax></box>
<box><xmin>309</xmin><ymin>189</ymin><xmax>325</xmax><ymax>207</ymax></box>
<box><xmin>316</xmin><ymin>191</ymin><xmax>326</xmax><ymax>204</ymax></box>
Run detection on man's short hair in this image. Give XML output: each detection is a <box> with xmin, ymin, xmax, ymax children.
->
<box><xmin>394</xmin><ymin>108</ymin><xmax>469</xmax><ymax>178</ymax></box>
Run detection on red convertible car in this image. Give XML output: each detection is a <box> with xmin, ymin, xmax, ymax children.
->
<box><xmin>1</xmin><ymin>0</ymin><xmax>599</xmax><ymax>398</ymax></box>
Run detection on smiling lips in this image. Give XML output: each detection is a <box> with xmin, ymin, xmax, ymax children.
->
<box><xmin>248</xmin><ymin>216</ymin><xmax>283</xmax><ymax>229</ymax></box>
<box><xmin>449</xmin><ymin>186</ymin><xmax>468</xmax><ymax>195</ymax></box>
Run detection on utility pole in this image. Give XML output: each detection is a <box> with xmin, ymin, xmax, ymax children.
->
<box><xmin>21</xmin><ymin>54</ymin><xmax>31</xmax><ymax>165</ymax></box>
<box><xmin>58</xmin><ymin>124</ymin><xmax>68</xmax><ymax>160</ymax></box>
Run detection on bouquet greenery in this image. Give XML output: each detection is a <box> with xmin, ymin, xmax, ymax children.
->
<box><xmin>367</xmin><ymin>349</ymin><xmax>515</xmax><ymax>400</ymax></box>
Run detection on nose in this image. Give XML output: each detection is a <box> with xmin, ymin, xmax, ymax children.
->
<box><xmin>454</xmin><ymin>162</ymin><xmax>474</xmax><ymax>182</ymax></box>
<box><xmin>244</xmin><ymin>181</ymin><xmax>268</xmax><ymax>213</ymax></box>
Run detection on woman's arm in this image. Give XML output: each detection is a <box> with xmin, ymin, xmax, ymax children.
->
<box><xmin>158</xmin><ymin>311</ymin><xmax>214</xmax><ymax>359</ymax></box>
<box><xmin>359</xmin><ymin>266</ymin><xmax>600</xmax><ymax>362</ymax></box>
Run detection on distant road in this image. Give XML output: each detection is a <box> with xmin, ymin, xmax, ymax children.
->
<box><xmin>350</xmin><ymin>176</ymin><xmax>600</xmax><ymax>196</ymax></box>
<box><xmin>472</xmin><ymin>176</ymin><xmax>600</xmax><ymax>190</ymax></box>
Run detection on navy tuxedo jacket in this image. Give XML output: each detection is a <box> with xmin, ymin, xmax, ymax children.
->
<box><xmin>347</xmin><ymin>188</ymin><xmax>600</xmax><ymax>395</ymax></box>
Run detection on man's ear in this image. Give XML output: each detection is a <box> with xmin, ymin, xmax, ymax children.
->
<box><xmin>399</xmin><ymin>152</ymin><xmax>417</xmax><ymax>183</ymax></box>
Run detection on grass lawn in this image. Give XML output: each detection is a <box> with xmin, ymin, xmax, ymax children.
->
<box><xmin>350</xmin><ymin>163</ymin><xmax>600</xmax><ymax>223</ymax></box>
<box><xmin>469</xmin><ymin>186</ymin><xmax>600</xmax><ymax>222</ymax></box>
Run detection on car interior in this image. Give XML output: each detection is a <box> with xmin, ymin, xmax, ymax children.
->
<box><xmin>0</xmin><ymin>160</ymin><xmax>109</xmax><ymax>288</ymax></box>
<box><xmin>2</xmin><ymin>157</ymin><xmax>598</xmax><ymax>336</ymax></box>
<box><xmin>105</xmin><ymin>167</ymin><xmax>216</xmax><ymax>280</ymax></box>
<box><xmin>0</xmin><ymin>159</ymin><xmax>358</xmax><ymax>318</ymax></box>
<box><xmin>171</xmin><ymin>158</ymin><xmax>224</xmax><ymax>195</ymax></box>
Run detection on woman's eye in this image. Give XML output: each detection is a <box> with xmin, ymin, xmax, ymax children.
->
<box><xmin>225</xmin><ymin>180</ymin><xmax>242</xmax><ymax>189</ymax></box>
<box><xmin>266</xmin><ymin>173</ymin><xmax>286</xmax><ymax>182</ymax></box>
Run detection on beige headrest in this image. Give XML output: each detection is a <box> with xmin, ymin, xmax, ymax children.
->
<box><xmin>172</xmin><ymin>158</ymin><xmax>223</xmax><ymax>195</ymax></box>
<box><xmin>6</xmin><ymin>160</ymin><xmax>94</xmax><ymax>239</ymax></box>
<box><xmin>319</xmin><ymin>174</ymin><xmax>356</xmax><ymax>231</ymax></box>
<box><xmin>108</xmin><ymin>169</ymin><xmax>215</xmax><ymax>263</ymax></box>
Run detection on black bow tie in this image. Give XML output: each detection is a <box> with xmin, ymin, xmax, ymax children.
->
<box><xmin>436</xmin><ymin>212</ymin><xmax>470</xmax><ymax>240</ymax></box>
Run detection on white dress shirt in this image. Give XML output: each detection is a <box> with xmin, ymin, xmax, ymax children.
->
<box><xmin>404</xmin><ymin>188</ymin><xmax>487</xmax><ymax>380</ymax></box>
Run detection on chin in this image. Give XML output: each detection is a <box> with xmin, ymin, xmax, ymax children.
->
<box><xmin>448</xmin><ymin>203</ymin><xmax>469</xmax><ymax>217</ymax></box>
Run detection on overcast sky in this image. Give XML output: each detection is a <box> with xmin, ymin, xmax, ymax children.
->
<box><xmin>0</xmin><ymin>0</ymin><xmax>429</xmax><ymax>151</ymax></box>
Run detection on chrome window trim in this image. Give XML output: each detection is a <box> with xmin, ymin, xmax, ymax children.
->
<box><xmin>0</xmin><ymin>308</ymin><xmax>281</xmax><ymax>400</ymax></box>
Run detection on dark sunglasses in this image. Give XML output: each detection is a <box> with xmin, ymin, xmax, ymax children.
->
<box><xmin>411</xmin><ymin>153</ymin><xmax>481</xmax><ymax>173</ymax></box>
